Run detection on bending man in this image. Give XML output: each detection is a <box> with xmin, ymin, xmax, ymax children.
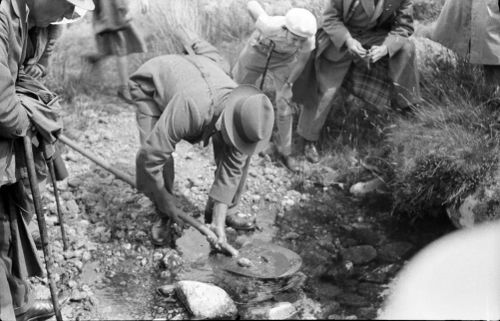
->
<box><xmin>129</xmin><ymin>33</ymin><xmax>274</xmax><ymax>251</ymax></box>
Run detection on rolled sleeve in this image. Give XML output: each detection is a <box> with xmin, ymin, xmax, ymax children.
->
<box><xmin>0</xmin><ymin>13</ymin><xmax>29</xmax><ymax>139</ymax></box>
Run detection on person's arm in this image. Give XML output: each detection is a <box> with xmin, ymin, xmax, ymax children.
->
<box><xmin>139</xmin><ymin>0</ymin><xmax>149</xmax><ymax>14</ymax></box>
<box><xmin>382</xmin><ymin>0</ymin><xmax>414</xmax><ymax>57</ymax></box>
<box><xmin>0</xmin><ymin>13</ymin><xmax>30</xmax><ymax>138</ymax></box>
<box><xmin>247</xmin><ymin>0</ymin><xmax>267</xmax><ymax>21</ymax></box>
<box><xmin>135</xmin><ymin>95</ymin><xmax>196</xmax><ymax>225</ymax></box>
<box><xmin>323</xmin><ymin>0</ymin><xmax>367</xmax><ymax>57</ymax></box>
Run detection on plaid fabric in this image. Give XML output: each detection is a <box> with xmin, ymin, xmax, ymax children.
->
<box><xmin>342</xmin><ymin>57</ymin><xmax>393</xmax><ymax>110</ymax></box>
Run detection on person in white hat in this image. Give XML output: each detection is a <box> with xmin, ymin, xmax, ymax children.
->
<box><xmin>0</xmin><ymin>0</ymin><xmax>93</xmax><ymax>320</ymax></box>
<box><xmin>129</xmin><ymin>31</ymin><xmax>274</xmax><ymax>251</ymax></box>
<box><xmin>232</xmin><ymin>1</ymin><xmax>317</xmax><ymax>172</ymax></box>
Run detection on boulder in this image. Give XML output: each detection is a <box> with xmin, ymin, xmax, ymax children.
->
<box><xmin>175</xmin><ymin>281</ymin><xmax>237</xmax><ymax>319</ymax></box>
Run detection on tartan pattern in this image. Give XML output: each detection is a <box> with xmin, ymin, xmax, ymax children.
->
<box><xmin>342</xmin><ymin>57</ymin><xmax>393</xmax><ymax>110</ymax></box>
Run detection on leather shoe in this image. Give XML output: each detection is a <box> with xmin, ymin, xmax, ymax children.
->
<box><xmin>117</xmin><ymin>86</ymin><xmax>134</xmax><ymax>104</ymax></box>
<box><xmin>304</xmin><ymin>142</ymin><xmax>320</xmax><ymax>163</ymax></box>
<box><xmin>278</xmin><ymin>154</ymin><xmax>301</xmax><ymax>173</ymax></box>
<box><xmin>17</xmin><ymin>294</ymin><xmax>69</xmax><ymax>321</ymax></box>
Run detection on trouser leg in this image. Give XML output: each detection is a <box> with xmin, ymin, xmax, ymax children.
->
<box><xmin>0</xmin><ymin>185</ymin><xmax>33</xmax><ymax>320</ymax></box>
<box><xmin>297</xmin><ymin>57</ymin><xmax>351</xmax><ymax>141</ymax></box>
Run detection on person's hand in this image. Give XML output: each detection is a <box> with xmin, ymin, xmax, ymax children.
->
<box><xmin>140</xmin><ymin>0</ymin><xmax>149</xmax><ymax>14</ymax></box>
<box><xmin>368</xmin><ymin>45</ymin><xmax>388</xmax><ymax>63</ymax></box>
<box><xmin>277</xmin><ymin>83</ymin><xmax>293</xmax><ymax>105</ymax></box>
<box><xmin>25</xmin><ymin>64</ymin><xmax>45</xmax><ymax>79</ymax></box>
<box><xmin>346</xmin><ymin>37</ymin><xmax>367</xmax><ymax>58</ymax></box>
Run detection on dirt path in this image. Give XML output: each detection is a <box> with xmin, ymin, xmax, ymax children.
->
<box><xmin>34</xmin><ymin>95</ymin><xmax>451</xmax><ymax>320</ymax></box>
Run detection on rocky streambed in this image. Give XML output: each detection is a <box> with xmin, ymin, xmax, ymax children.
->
<box><xmin>31</xmin><ymin>99</ymin><xmax>452</xmax><ymax>320</ymax></box>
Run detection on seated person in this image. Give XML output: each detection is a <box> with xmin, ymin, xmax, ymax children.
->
<box><xmin>294</xmin><ymin>0</ymin><xmax>421</xmax><ymax>161</ymax></box>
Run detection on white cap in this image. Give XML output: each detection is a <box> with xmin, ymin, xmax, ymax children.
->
<box><xmin>66</xmin><ymin>0</ymin><xmax>95</xmax><ymax>11</ymax></box>
<box><xmin>284</xmin><ymin>8</ymin><xmax>317</xmax><ymax>38</ymax></box>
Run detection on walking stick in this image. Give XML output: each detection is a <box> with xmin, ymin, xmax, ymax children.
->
<box><xmin>23</xmin><ymin>135</ymin><xmax>63</xmax><ymax>321</ymax></box>
<box><xmin>259</xmin><ymin>40</ymin><xmax>275</xmax><ymax>90</ymax></box>
<box><xmin>42</xmin><ymin>142</ymin><xmax>69</xmax><ymax>251</ymax></box>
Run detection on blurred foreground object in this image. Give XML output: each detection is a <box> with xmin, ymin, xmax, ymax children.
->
<box><xmin>379</xmin><ymin>220</ymin><xmax>500</xmax><ymax>320</ymax></box>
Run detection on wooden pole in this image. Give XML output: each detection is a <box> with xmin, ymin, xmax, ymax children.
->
<box><xmin>23</xmin><ymin>136</ymin><xmax>63</xmax><ymax>321</ymax></box>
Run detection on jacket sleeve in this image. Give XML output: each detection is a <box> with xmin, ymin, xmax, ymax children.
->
<box><xmin>209</xmin><ymin>133</ymin><xmax>248</xmax><ymax>205</ymax></box>
<box><xmin>383</xmin><ymin>0</ymin><xmax>415</xmax><ymax>56</ymax></box>
<box><xmin>135</xmin><ymin>94</ymin><xmax>201</xmax><ymax>210</ymax></box>
<box><xmin>322</xmin><ymin>0</ymin><xmax>352</xmax><ymax>49</ymax></box>
<box><xmin>37</xmin><ymin>25</ymin><xmax>63</xmax><ymax>72</ymax></box>
<box><xmin>0</xmin><ymin>12</ymin><xmax>30</xmax><ymax>138</ymax></box>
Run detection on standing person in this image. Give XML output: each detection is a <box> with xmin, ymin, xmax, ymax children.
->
<box><xmin>87</xmin><ymin>0</ymin><xmax>149</xmax><ymax>103</ymax></box>
<box><xmin>294</xmin><ymin>0</ymin><xmax>421</xmax><ymax>161</ymax></box>
<box><xmin>420</xmin><ymin>0</ymin><xmax>500</xmax><ymax>88</ymax></box>
<box><xmin>232</xmin><ymin>1</ymin><xmax>317</xmax><ymax>172</ymax></box>
<box><xmin>128</xmin><ymin>32</ymin><xmax>274</xmax><ymax>249</ymax></box>
<box><xmin>0</xmin><ymin>0</ymin><xmax>94</xmax><ymax>320</ymax></box>
<box><xmin>24</xmin><ymin>25</ymin><xmax>64</xmax><ymax>80</ymax></box>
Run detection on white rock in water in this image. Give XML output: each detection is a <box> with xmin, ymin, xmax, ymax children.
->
<box><xmin>349</xmin><ymin>178</ymin><xmax>385</xmax><ymax>197</ymax></box>
<box><xmin>268</xmin><ymin>302</ymin><xmax>297</xmax><ymax>320</ymax></box>
<box><xmin>175</xmin><ymin>281</ymin><xmax>237</xmax><ymax>319</ymax></box>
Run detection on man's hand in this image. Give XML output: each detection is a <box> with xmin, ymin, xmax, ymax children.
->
<box><xmin>346</xmin><ymin>37</ymin><xmax>367</xmax><ymax>58</ymax></box>
<box><xmin>24</xmin><ymin>64</ymin><xmax>45</xmax><ymax>79</ymax></box>
<box><xmin>277</xmin><ymin>83</ymin><xmax>293</xmax><ymax>106</ymax></box>
<box><xmin>368</xmin><ymin>45</ymin><xmax>388</xmax><ymax>63</ymax></box>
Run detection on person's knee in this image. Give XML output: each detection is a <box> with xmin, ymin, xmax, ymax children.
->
<box><xmin>399</xmin><ymin>40</ymin><xmax>416</xmax><ymax>58</ymax></box>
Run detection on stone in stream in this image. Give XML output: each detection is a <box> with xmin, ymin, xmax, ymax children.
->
<box><xmin>175</xmin><ymin>281</ymin><xmax>237</xmax><ymax>319</ymax></box>
<box><xmin>341</xmin><ymin>245</ymin><xmax>378</xmax><ymax>264</ymax></box>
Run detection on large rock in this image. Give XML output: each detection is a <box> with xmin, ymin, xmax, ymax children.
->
<box><xmin>175</xmin><ymin>281</ymin><xmax>237</xmax><ymax>319</ymax></box>
<box><xmin>446</xmin><ymin>183</ymin><xmax>500</xmax><ymax>228</ymax></box>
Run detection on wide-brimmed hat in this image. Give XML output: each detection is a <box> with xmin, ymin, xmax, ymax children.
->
<box><xmin>285</xmin><ymin>8</ymin><xmax>317</xmax><ymax>38</ymax></box>
<box><xmin>221</xmin><ymin>85</ymin><xmax>274</xmax><ymax>155</ymax></box>
<box><xmin>66</xmin><ymin>0</ymin><xmax>95</xmax><ymax>10</ymax></box>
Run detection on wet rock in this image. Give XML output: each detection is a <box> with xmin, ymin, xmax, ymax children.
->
<box><xmin>341</xmin><ymin>245</ymin><xmax>377</xmax><ymax>264</ymax></box>
<box><xmin>379</xmin><ymin>242</ymin><xmax>413</xmax><ymax>262</ymax></box>
<box><xmin>349</xmin><ymin>178</ymin><xmax>386</xmax><ymax>197</ymax></box>
<box><xmin>67</xmin><ymin>177</ymin><xmax>83</xmax><ymax>188</ymax></box>
<box><xmin>338</xmin><ymin>293</ymin><xmax>369</xmax><ymax>307</ymax></box>
<box><xmin>70</xmin><ymin>290</ymin><xmax>88</xmax><ymax>302</ymax></box>
<box><xmin>64</xmin><ymin>200</ymin><xmax>80</xmax><ymax>216</ymax></box>
<box><xmin>175</xmin><ymin>281</ymin><xmax>237</xmax><ymax>319</ymax></box>
<box><xmin>351</xmin><ymin>227</ymin><xmax>384</xmax><ymax>246</ymax></box>
<box><xmin>157</xmin><ymin>284</ymin><xmax>176</xmax><ymax>297</ymax></box>
<box><xmin>268</xmin><ymin>302</ymin><xmax>297</xmax><ymax>320</ymax></box>
<box><xmin>360</xmin><ymin>264</ymin><xmax>400</xmax><ymax>284</ymax></box>
<box><xmin>283</xmin><ymin>232</ymin><xmax>300</xmax><ymax>240</ymax></box>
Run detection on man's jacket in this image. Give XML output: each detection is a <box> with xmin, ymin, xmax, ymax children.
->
<box><xmin>320</xmin><ymin>0</ymin><xmax>414</xmax><ymax>60</ymax></box>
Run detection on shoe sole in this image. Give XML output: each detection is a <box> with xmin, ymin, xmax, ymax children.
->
<box><xmin>26</xmin><ymin>311</ymin><xmax>55</xmax><ymax>321</ymax></box>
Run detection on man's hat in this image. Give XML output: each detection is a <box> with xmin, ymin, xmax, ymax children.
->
<box><xmin>285</xmin><ymin>8</ymin><xmax>317</xmax><ymax>38</ymax></box>
<box><xmin>221</xmin><ymin>85</ymin><xmax>274</xmax><ymax>155</ymax></box>
<box><xmin>66</xmin><ymin>0</ymin><xmax>95</xmax><ymax>11</ymax></box>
